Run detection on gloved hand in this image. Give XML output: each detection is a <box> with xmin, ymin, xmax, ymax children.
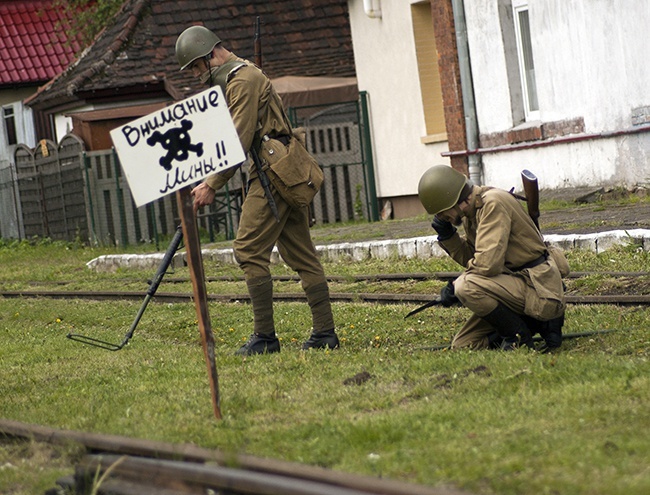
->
<box><xmin>440</xmin><ymin>281</ymin><xmax>459</xmax><ymax>307</ymax></box>
<box><xmin>431</xmin><ymin>215</ymin><xmax>457</xmax><ymax>241</ymax></box>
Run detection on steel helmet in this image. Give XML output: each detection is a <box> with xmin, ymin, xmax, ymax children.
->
<box><xmin>418</xmin><ymin>165</ymin><xmax>468</xmax><ymax>214</ymax></box>
<box><xmin>176</xmin><ymin>26</ymin><xmax>221</xmax><ymax>70</ymax></box>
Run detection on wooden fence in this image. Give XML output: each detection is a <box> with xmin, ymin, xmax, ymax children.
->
<box><xmin>14</xmin><ymin>135</ymin><xmax>88</xmax><ymax>242</ymax></box>
<box><xmin>82</xmin><ymin>148</ymin><xmax>243</xmax><ymax>246</ymax></box>
<box><xmin>2</xmin><ymin>99</ymin><xmax>376</xmax><ymax>246</ymax></box>
<box><xmin>7</xmin><ymin>134</ymin><xmax>242</xmax><ymax>246</ymax></box>
<box><xmin>0</xmin><ymin>161</ymin><xmax>22</xmax><ymax>239</ymax></box>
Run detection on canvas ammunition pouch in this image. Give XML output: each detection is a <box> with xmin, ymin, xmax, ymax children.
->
<box><xmin>546</xmin><ymin>244</ymin><xmax>570</xmax><ymax>278</ymax></box>
<box><xmin>258</xmin><ymin>129</ymin><xmax>324</xmax><ymax>209</ymax></box>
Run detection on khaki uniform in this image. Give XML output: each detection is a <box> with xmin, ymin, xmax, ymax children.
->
<box><xmin>439</xmin><ymin>186</ymin><xmax>565</xmax><ymax>349</ymax></box>
<box><xmin>203</xmin><ymin>54</ymin><xmax>333</xmax><ymax>334</ymax></box>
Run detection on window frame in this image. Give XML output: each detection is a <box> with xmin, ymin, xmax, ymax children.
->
<box><xmin>411</xmin><ymin>2</ymin><xmax>447</xmax><ymax>143</ymax></box>
<box><xmin>512</xmin><ymin>0</ymin><xmax>540</xmax><ymax>121</ymax></box>
<box><xmin>3</xmin><ymin>105</ymin><xmax>18</xmax><ymax>146</ymax></box>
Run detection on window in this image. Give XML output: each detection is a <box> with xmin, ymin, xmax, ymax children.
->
<box><xmin>3</xmin><ymin>106</ymin><xmax>17</xmax><ymax>145</ymax></box>
<box><xmin>512</xmin><ymin>0</ymin><xmax>539</xmax><ymax>120</ymax></box>
<box><xmin>412</xmin><ymin>2</ymin><xmax>446</xmax><ymax>142</ymax></box>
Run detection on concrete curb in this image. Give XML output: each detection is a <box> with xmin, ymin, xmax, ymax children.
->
<box><xmin>86</xmin><ymin>229</ymin><xmax>650</xmax><ymax>272</ymax></box>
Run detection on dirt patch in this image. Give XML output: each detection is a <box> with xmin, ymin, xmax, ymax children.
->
<box><xmin>343</xmin><ymin>370</ymin><xmax>373</xmax><ymax>386</ymax></box>
<box><xmin>199</xmin><ymin>187</ymin><xmax>650</xmax><ymax>250</ymax></box>
<box><xmin>307</xmin><ymin>187</ymin><xmax>650</xmax><ymax>245</ymax></box>
<box><xmin>433</xmin><ymin>366</ymin><xmax>491</xmax><ymax>389</ymax></box>
<box><xmin>516</xmin><ymin>186</ymin><xmax>650</xmax><ymax>234</ymax></box>
<box><xmin>541</xmin><ymin>203</ymin><xmax>650</xmax><ymax>235</ymax></box>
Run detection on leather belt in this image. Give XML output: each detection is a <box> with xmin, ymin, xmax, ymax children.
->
<box><xmin>513</xmin><ymin>252</ymin><xmax>548</xmax><ymax>271</ymax></box>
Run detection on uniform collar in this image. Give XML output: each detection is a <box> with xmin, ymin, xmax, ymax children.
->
<box><xmin>464</xmin><ymin>185</ymin><xmax>481</xmax><ymax>218</ymax></box>
<box><xmin>200</xmin><ymin>53</ymin><xmax>240</xmax><ymax>85</ymax></box>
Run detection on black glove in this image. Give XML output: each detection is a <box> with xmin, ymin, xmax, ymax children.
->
<box><xmin>440</xmin><ymin>281</ymin><xmax>459</xmax><ymax>307</ymax></box>
<box><xmin>431</xmin><ymin>215</ymin><xmax>457</xmax><ymax>241</ymax></box>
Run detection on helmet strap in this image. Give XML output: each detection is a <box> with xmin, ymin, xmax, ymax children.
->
<box><xmin>205</xmin><ymin>54</ymin><xmax>214</xmax><ymax>87</ymax></box>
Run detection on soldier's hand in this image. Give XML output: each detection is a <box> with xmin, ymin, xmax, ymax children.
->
<box><xmin>440</xmin><ymin>281</ymin><xmax>460</xmax><ymax>307</ymax></box>
<box><xmin>431</xmin><ymin>215</ymin><xmax>457</xmax><ymax>241</ymax></box>
<box><xmin>191</xmin><ymin>182</ymin><xmax>216</xmax><ymax>213</ymax></box>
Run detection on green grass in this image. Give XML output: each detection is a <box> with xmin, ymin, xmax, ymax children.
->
<box><xmin>1</xmin><ymin>239</ymin><xmax>650</xmax><ymax>494</ymax></box>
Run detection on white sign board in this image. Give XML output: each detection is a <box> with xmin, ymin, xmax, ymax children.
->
<box><xmin>110</xmin><ymin>86</ymin><xmax>245</xmax><ymax>207</ymax></box>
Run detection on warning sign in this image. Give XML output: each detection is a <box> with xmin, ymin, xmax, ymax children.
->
<box><xmin>110</xmin><ymin>86</ymin><xmax>245</xmax><ymax>207</ymax></box>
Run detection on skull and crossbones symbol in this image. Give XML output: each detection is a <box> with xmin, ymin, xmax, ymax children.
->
<box><xmin>146</xmin><ymin>119</ymin><xmax>204</xmax><ymax>171</ymax></box>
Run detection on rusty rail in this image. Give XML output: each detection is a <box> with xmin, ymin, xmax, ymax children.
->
<box><xmin>0</xmin><ymin>419</ymin><xmax>469</xmax><ymax>495</ymax></box>
<box><xmin>2</xmin><ymin>289</ymin><xmax>650</xmax><ymax>306</ymax></box>
<box><xmin>16</xmin><ymin>270</ymin><xmax>650</xmax><ymax>288</ymax></box>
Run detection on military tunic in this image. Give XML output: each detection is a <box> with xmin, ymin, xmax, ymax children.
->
<box><xmin>439</xmin><ymin>185</ymin><xmax>566</xmax><ymax>349</ymax></box>
<box><xmin>204</xmin><ymin>54</ymin><xmax>327</xmax><ymax>289</ymax></box>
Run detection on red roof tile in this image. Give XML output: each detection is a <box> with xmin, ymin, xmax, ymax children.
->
<box><xmin>0</xmin><ymin>0</ymin><xmax>80</xmax><ymax>86</ymax></box>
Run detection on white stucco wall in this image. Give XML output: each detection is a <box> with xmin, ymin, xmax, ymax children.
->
<box><xmin>347</xmin><ymin>0</ymin><xmax>449</xmax><ymax>199</ymax></box>
<box><xmin>464</xmin><ymin>0</ymin><xmax>650</xmax><ymax>191</ymax></box>
<box><xmin>54</xmin><ymin>113</ymin><xmax>75</xmax><ymax>144</ymax></box>
<box><xmin>349</xmin><ymin>0</ymin><xmax>649</xmax><ymax>196</ymax></box>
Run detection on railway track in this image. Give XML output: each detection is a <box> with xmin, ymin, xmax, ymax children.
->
<box><xmin>15</xmin><ymin>270</ymin><xmax>650</xmax><ymax>286</ymax></box>
<box><xmin>0</xmin><ymin>419</ymin><xmax>469</xmax><ymax>495</ymax></box>
<box><xmin>2</xmin><ymin>289</ymin><xmax>650</xmax><ymax>306</ymax></box>
<box><xmin>3</xmin><ymin>271</ymin><xmax>649</xmax><ymax>310</ymax></box>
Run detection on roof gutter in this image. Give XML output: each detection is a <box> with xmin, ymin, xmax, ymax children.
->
<box><xmin>451</xmin><ymin>0</ymin><xmax>482</xmax><ymax>185</ymax></box>
<box><xmin>363</xmin><ymin>0</ymin><xmax>382</xmax><ymax>19</ymax></box>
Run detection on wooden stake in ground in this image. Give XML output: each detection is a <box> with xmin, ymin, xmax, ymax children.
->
<box><xmin>176</xmin><ymin>186</ymin><xmax>222</xmax><ymax>420</ymax></box>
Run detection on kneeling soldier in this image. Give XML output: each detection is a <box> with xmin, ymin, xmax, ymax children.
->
<box><xmin>418</xmin><ymin>165</ymin><xmax>565</xmax><ymax>351</ymax></box>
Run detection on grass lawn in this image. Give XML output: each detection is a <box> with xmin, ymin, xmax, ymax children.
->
<box><xmin>1</xmin><ymin>237</ymin><xmax>649</xmax><ymax>494</ymax></box>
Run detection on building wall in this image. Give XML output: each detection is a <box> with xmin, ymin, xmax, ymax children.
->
<box><xmin>464</xmin><ymin>0</ymin><xmax>650</xmax><ymax>190</ymax></box>
<box><xmin>349</xmin><ymin>0</ymin><xmax>649</xmax><ymax>206</ymax></box>
<box><xmin>347</xmin><ymin>0</ymin><xmax>450</xmax><ymax>217</ymax></box>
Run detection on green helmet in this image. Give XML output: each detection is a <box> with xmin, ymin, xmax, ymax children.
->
<box><xmin>176</xmin><ymin>26</ymin><xmax>221</xmax><ymax>70</ymax></box>
<box><xmin>418</xmin><ymin>165</ymin><xmax>468</xmax><ymax>214</ymax></box>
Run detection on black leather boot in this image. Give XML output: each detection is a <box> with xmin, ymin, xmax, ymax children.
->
<box><xmin>538</xmin><ymin>313</ymin><xmax>564</xmax><ymax>352</ymax></box>
<box><xmin>303</xmin><ymin>282</ymin><xmax>339</xmax><ymax>350</ymax></box>
<box><xmin>235</xmin><ymin>332</ymin><xmax>280</xmax><ymax>355</ymax></box>
<box><xmin>236</xmin><ymin>276</ymin><xmax>280</xmax><ymax>355</ymax></box>
<box><xmin>302</xmin><ymin>329</ymin><xmax>339</xmax><ymax>350</ymax></box>
<box><xmin>481</xmin><ymin>303</ymin><xmax>534</xmax><ymax>350</ymax></box>
<box><xmin>487</xmin><ymin>332</ymin><xmax>505</xmax><ymax>349</ymax></box>
<box><xmin>523</xmin><ymin>313</ymin><xmax>564</xmax><ymax>352</ymax></box>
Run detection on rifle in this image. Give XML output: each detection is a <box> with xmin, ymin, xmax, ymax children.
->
<box><xmin>251</xmin><ymin>15</ymin><xmax>280</xmax><ymax>222</ymax></box>
<box><xmin>521</xmin><ymin>169</ymin><xmax>540</xmax><ymax>229</ymax></box>
<box><xmin>254</xmin><ymin>15</ymin><xmax>262</xmax><ymax>67</ymax></box>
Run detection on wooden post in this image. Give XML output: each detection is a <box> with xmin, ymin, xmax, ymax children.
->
<box><xmin>176</xmin><ymin>186</ymin><xmax>222</xmax><ymax>420</ymax></box>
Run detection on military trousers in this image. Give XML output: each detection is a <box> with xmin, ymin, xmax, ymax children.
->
<box><xmin>232</xmin><ymin>176</ymin><xmax>327</xmax><ymax>290</ymax></box>
<box><xmin>451</xmin><ymin>267</ymin><xmax>564</xmax><ymax>349</ymax></box>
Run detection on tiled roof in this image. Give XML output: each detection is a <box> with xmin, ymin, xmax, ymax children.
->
<box><xmin>0</xmin><ymin>0</ymin><xmax>81</xmax><ymax>86</ymax></box>
<box><xmin>27</xmin><ymin>0</ymin><xmax>355</xmax><ymax>110</ymax></box>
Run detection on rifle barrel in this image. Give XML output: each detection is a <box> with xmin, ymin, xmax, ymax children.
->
<box><xmin>254</xmin><ymin>16</ymin><xmax>262</xmax><ymax>67</ymax></box>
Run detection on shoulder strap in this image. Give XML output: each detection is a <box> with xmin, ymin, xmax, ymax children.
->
<box><xmin>212</xmin><ymin>60</ymin><xmax>247</xmax><ymax>93</ymax></box>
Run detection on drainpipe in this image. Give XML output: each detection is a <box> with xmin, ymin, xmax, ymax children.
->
<box><xmin>451</xmin><ymin>0</ymin><xmax>482</xmax><ymax>185</ymax></box>
<box><xmin>364</xmin><ymin>0</ymin><xmax>381</xmax><ymax>19</ymax></box>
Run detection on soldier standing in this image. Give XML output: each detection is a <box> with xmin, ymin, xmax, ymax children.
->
<box><xmin>175</xmin><ymin>25</ymin><xmax>339</xmax><ymax>355</ymax></box>
<box><xmin>417</xmin><ymin>165</ymin><xmax>566</xmax><ymax>351</ymax></box>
